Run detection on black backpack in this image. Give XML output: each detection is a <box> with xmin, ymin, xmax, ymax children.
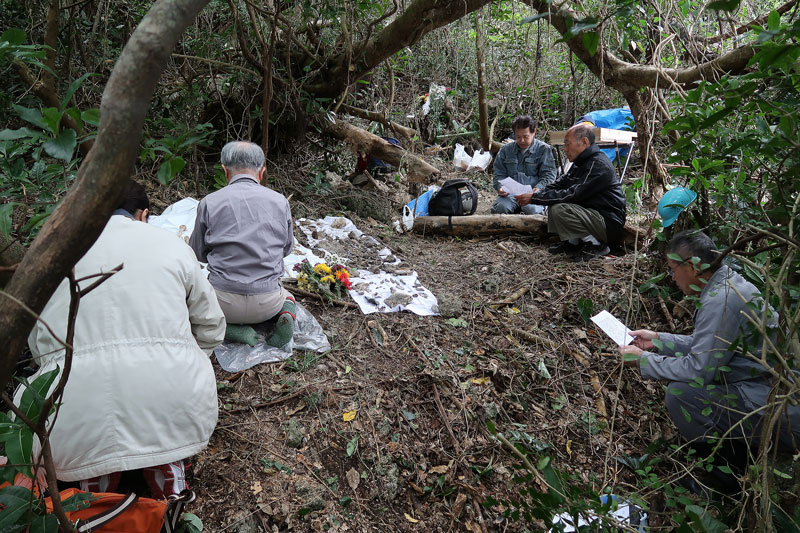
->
<box><xmin>428</xmin><ymin>179</ymin><xmax>479</xmax><ymax>216</ymax></box>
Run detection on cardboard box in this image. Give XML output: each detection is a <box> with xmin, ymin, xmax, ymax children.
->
<box><xmin>548</xmin><ymin>128</ymin><xmax>637</xmax><ymax>146</ymax></box>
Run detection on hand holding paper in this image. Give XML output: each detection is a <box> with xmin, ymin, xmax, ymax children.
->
<box><xmin>590</xmin><ymin>310</ymin><xmax>634</xmax><ymax>346</ymax></box>
<box><xmin>498</xmin><ymin>177</ymin><xmax>533</xmax><ymax>198</ymax></box>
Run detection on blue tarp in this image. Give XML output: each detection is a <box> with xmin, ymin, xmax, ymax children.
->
<box><xmin>577</xmin><ymin>108</ymin><xmax>634</xmax><ymax>162</ymax></box>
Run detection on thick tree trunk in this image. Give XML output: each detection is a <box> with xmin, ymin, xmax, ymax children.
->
<box><xmin>413</xmin><ymin>214</ymin><xmax>645</xmax><ymax>244</ymax></box>
<box><xmin>305</xmin><ymin>0</ymin><xmax>494</xmax><ymax>98</ymax></box>
<box><xmin>325</xmin><ymin>119</ymin><xmax>439</xmax><ymax>183</ymax></box>
<box><xmin>0</xmin><ymin>0</ymin><xmax>212</xmax><ymax>392</ymax></box>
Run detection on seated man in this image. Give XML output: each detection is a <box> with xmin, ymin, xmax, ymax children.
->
<box><xmin>619</xmin><ymin>231</ymin><xmax>799</xmax><ymax>491</ymax></box>
<box><xmin>491</xmin><ymin>115</ymin><xmax>556</xmax><ymax>215</ymax></box>
<box><xmin>517</xmin><ymin>123</ymin><xmax>626</xmax><ymax>261</ymax></box>
<box><xmin>190</xmin><ymin>141</ymin><xmax>296</xmax><ymax>347</ymax></box>
<box><xmin>18</xmin><ymin>181</ymin><xmax>225</xmax><ymax>497</ymax></box>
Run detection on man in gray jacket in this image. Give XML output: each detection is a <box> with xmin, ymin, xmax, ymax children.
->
<box><xmin>619</xmin><ymin>230</ymin><xmax>799</xmax><ymax>490</ymax></box>
<box><xmin>491</xmin><ymin>115</ymin><xmax>556</xmax><ymax>215</ymax></box>
<box><xmin>191</xmin><ymin>141</ymin><xmax>296</xmax><ymax>347</ymax></box>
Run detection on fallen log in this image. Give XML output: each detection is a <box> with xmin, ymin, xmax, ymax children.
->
<box><xmin>325</xmin><ymin>118</ymin><xmax>439</xmax><ymax>184</ymax></box>
<box><xmin>340</xmin><ymin>104</ymin><xmax>417</xmax><ymax>141</ymax></box>
<box><xmin>411</xmin><ymin>214</ymin><xmax>645</xmax><ymax>246</ymax></box>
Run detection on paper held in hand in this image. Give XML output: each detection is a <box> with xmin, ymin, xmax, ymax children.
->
<box><xmin>498</xmin><ymin>177</ymin><xmax>533</xmax><ymax>198</ymax></box>
<box><xmin>590</xmin><ymin>310</ymin><xmax>635</xmax><ymax>346</ymax></box>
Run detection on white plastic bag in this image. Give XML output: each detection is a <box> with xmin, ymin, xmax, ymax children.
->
<box><xmin>467</xmin><ymin>149</ymin><xmax>492</xmax><ymax>171</ymax></box>
<box><xmin>402</xmin><ymin>205</ymin><xmax>414</xmax><ymax>231</ymax></box>
<box><xmin>453</xmin><ymin>143</ymin><xmax>470</xmax><ymax>170</ymax></box>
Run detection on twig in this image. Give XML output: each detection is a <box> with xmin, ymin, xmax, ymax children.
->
<box><xmin>432</xmin><ymin>383</ymin><xmax>462</xmax><ymax>454</ymax></box>
<box><xmin>657</xmin><ymin>293</ymin><xmax>676</xmax><ymax>330</ymax></box>
<box><xmin>589</xmin><ymin>371</ymin><xmax>610</xmax><ymax>422</ymax></box>
<box><xmin>510</xmin><ymin>328</ymin><xmax>592</xmax><ymax>367</ymax></box>
<box><xmin>77</xmin><ymin>264</ymin><xmax>123</xmax><ymax>297</ymax></box>
<box><xmin>489</xmin><ymin>287</ymin><xmax>529</xmax><ymax>309</ymax></box>
<box><xmin>496</xmin><ymin>242</ymin><xmax>514</xmax><ymax>256</ymax></box>
<box><xmin>170</xmin><ymin>53</ymin><xmax>260</xmax><ymax>77</ymax></box>
<box><xmin>285</xmin><ymin>285</ymin><xmax>359</xmax><ymax>309</ymax></box>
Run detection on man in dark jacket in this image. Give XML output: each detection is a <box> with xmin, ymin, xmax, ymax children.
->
<box><xmin>516</xmin><ymin>124</ymin><xmax>626</xmax><ymax>261</ymax></box>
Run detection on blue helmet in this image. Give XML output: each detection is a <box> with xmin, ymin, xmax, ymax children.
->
<box><xmin>658</xmin><ymin>187</ymin><xmax>697</xmax><ymax>227</ymax></box>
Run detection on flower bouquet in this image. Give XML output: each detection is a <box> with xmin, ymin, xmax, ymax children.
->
<box><xmin>293</xmin><ymin>260</ymin><xmax>353</xmax><ymax>301</ymax></box>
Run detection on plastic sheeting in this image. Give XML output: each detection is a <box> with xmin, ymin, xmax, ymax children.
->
<box><xmin>550</xmin><ymin>494</ymin><xmax>647</xmax><ymax>532</ymax></box>
<box><xmin>148</xmin><ymin>199</ymin><xmax>331</xmax><ymax>371</ymax></box>
<box><xmin>295</xmin><ymin>216</ymin><xmax>439</xmax><ymax>316</ymax></box>
<box><xmin>349</xmin><ymin>270</ymin><xmax>439</xmax><ymax>315</ymax></box>
<box><xmin>148</xmin><ymin>197</ymin><xmax>199</xmax><ymax>243</ymax></box>
<box><xmin>581</xmin><ymin>108</ymin><xmax>635</xmax><ymax>163</ymax></box>
<box><xmin>214</xmin><ymin>303</ymin><xmax>330</xmax><ymax>372</ymax></box>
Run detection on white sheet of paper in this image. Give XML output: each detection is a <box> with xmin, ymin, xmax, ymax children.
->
<box><xmin>590</xmin><ymin>310</ymin><xmax>635</xmax><ymax>346</ymax></box>
<box><xmin>498</xmin><ymin>177</ymin><xmax>533</xmax><ymax>198</ymax></box>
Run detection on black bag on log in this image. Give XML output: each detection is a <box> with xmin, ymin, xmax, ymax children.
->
<box><xmin>428</xmin><ymin>179</ymin><xmax>478</xmax><ymax>216</ymax></box>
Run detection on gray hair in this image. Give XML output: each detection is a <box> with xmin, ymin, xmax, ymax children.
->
<box><xmin>668</xmin><ymin>230</ymin><xmax>720</xmax><ymax>270</ymax></box>
<box><xmin>220</xmin><ymin>141</ymin><xmax>265</xmax><ymax>171</ymax></box>
<box><xmin>569</xmin><ymin>123</ymin><xmax>595</xmax><ymax>145</ymax></box>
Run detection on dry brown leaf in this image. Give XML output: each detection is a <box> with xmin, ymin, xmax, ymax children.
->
<box><xmin>251</xmin><ymin>480</ymin><xmax>263</xmax><ymax>495</ymax></box>
<box><xmin>464</xmin><ymin>520</ymin><xmax>482</xmax><ymax>533</ymax></box>
<box><xmin>346</xmin><ymin>467</ymin><xmax>360</xmax><ymax>490</ymax></box>
<box><xmin>429</xmin><ymin>464</ymin><xmax>449</xmax><ymax>474</ymax></box>
<box><xmin>451</xmin><ymin>492</ymin><xmax>468</xmax><ymax>519</ymax></box>
<box><xmin>286</xmin><ymin>400</ymin><xmax>307</xmax><ymax>416</ymax></box>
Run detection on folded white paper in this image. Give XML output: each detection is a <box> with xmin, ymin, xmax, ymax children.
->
<box><xmin>498</xmin><ymin>177</ymin><xmax>533</xmax><ymax>198</ymax></box>
<box><xmin>590</xmin><ymin>310</ymin><xmax>634</xmax><ymax>346</ymax></box>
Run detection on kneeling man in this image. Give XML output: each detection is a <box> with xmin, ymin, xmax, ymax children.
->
<box><xmin>191</xmin><ymin>141</ymin><xmax>296</xmax><ymax>347</ymax></box>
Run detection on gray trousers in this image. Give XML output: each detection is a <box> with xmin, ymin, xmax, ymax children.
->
<box><xmin>214</xmin><ymin>287</ymin><xmax>289</xmax><ymax>324</ymax></box>
<box><xmin>665</xmin><ymin>381</ymin><xmax>799</xmax><ymax>452</ymax></box>
<box><xmin>491</xmin><ymin>196</ymin><xmax>546</xmax><ymax>215</ymax></box>
<box><xmin>547</xmin><ymin>203</ymin><xmax>607</xmax><ymax>243</ymax></box>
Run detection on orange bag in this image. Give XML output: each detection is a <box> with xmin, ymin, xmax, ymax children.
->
<box><xmin>46</xmin><ymin>488</ymin><xmax>194</xmax><ymax>533</ymax></box>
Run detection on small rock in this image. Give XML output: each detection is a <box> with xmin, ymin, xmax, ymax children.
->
<box><xmin>283</xmin><ymin>418</ymin><xmax>304</xmax><ymax>448</ymax></box>
<box><xmin>331</xmin><ymin>217</ymin><xmax>347</xmax><ymax>229</ymax></box>
<box><xmin>483</xmin><ymin>402</ymin><xmax>499</xmax><ymax>419</ymax></box>
<box><xmin>384</xmin><ymin>291</ymin><xmax>413</xmax><ymax>308</ymax></box>
<box><xmin>437</xmin><ymin>293</ymin><xmax>464</xmax><ymax>318</ymax></box>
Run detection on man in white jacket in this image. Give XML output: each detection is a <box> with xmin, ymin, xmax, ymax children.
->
<box><xmin>19</xmin><ymin>181</ymin><xmax>226</xmax><ymax>497</ymax></box>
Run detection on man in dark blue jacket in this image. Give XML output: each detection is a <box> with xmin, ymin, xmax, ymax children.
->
<box><xmin>517</xmin><ymin>124</ymin><xmax>626</xmax><ymax>261</ymax></box>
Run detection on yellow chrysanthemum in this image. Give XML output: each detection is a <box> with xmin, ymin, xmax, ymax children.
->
<box><xmin>296</xmin><ymin>272</ymin><xmax>313</xmax><ymax>290</ymax></box>
<box><xmin>314</xmin><ymin>263</ymin><xmax>332</xmax><ymax>275</ymax></box>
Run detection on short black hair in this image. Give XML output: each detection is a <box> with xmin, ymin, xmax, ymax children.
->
<box><xmin>511</xmin><ymin>115</ymin><xmax>537</xmax><ymax>133</ymax></box>
<box><xmin>116</xmin><ymin>180</ymin><xmax>149</xmax><ymax>214</ymax></box>
<box><xmin>570</xmin><ymin>123</ymin><xmax>595</xmax><ymax>145</ymax></box>
<box><xmin>667</xmin><ymin>230</ymin><xmax>720</xmax><ymax>270</ymax></box>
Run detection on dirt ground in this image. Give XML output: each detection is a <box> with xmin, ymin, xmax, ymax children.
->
<box><xmin>182</xmin><ymin>177</ymin><xmax>696</xmax><ymax>532</ymax></box>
